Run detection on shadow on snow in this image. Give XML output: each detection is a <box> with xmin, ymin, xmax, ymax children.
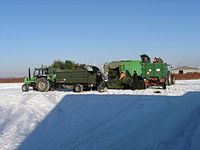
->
<box><xmin>18</xmin><ymin>92</ymin><xmax>200</xmax><ymax>150</ymax></box>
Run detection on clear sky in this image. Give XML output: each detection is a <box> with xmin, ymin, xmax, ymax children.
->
<box><xmin>0</xmin><ymin>0</ymin><xmax>199</xmax><ymax>77</ymax></box>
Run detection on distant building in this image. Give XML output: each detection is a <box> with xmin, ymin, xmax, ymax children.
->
<box><xmin>171</xmin><ymin>66</ymin><xmax>200</xmax><ymax>80</ymax></box>
<box><xmin>171</xmin><ymin>66</ymin><xmax>200</xmax><ymax>74</ymax></box>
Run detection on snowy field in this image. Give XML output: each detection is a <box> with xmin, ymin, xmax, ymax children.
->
<box><xmin>0</xmin><ymin>80</ymin><xmax>200</xmax><ymax>150</ymax></box>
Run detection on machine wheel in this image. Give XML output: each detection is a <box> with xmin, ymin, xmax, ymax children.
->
<box><xmin>168</xmin><ymin>73</ymin><xmax>173</xmax><ymax>85</ymax></box>
<box><xmin>97</xmin><ymin>82</ymin><xmax>107</xmax><ymax>92</ymax></box>
<box><xmin>166</xmin><ymin>75</ymin><xmax>170</xmax><ymax>86</ymax></box>
<box><xmin>36</xmin><ymin>77</ymin><xmax>50</xmax><ymax>92</ymax></box>
<box><xmin>73</xmin><ymin>84</ymin><xmax>83</xmax><ymax>93</ymax></box>
<box><xmin>171</xmin><ymin>75</ymin><xmax>175</xmax><ymax>85</ymax></box>
<box><xmin>137</xmin><ymin>79</ymin><xmax>145</xmax><ymax>90</ymax></box>
<box><xmin>22</xmin><ymin>84</ymin><xmax>29</xmax><ymax>92</ymax></box>
<box><xmin>163</xmin><ymin>83</ymin><xmax>166</xmax><ymax>89</ymax></box>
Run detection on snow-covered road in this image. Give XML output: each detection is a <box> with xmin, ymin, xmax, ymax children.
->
<box><xmin>0</xmin><ymin>80</ymin><xmax>200</xmax><ymax>150</ymax></box>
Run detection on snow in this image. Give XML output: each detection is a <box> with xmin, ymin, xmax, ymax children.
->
<box><xmin>0</xmin><ymin>80</ymin><xmax>200</xmax><ymax>150</ymax></box>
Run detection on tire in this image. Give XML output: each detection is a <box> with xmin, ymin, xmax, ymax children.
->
<box><xmin>97</xmin><ymin>82</ymin><xmax>107</xmax><ymax>92</ymax></box>
<box><xmin>36</xmin><ymin>77</ymin><xmax>50</xmax><ymax>92</ymax></box>
<box><xmin>171</xmin><ymin>75</ymin><xmax>175</xmax><ymax>85</ymax></box>
<box><xmin>22</xmin><ymin>84</ymin><xmax>29</xmax><ymax>92</ymax></box>
<box><xmin>138</xmin><ymin>79</ymin><xmax>145</xmax><ymax>90</ymax></box>
<box><xmin>168</xmin><ymin>73</ymin><xmax>173</xmax><ymax>85</ymax></box>
<box><xmin>73</xmin><ymin>84</ymin><xmax>83</xmax><ymax>93</ymax></box>
<box><xmin>166</xmin><ymin>75</ymin><xmax>170</xmax><ymax>86</ymax></box>
<box><xmin>163</xmin><ymin>83</ymin><xmax>166</xmax><ymax>89</ymax></box>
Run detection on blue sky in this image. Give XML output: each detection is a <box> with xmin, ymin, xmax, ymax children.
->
<box><xmin>0</xmin><ymin>0</ymin><xmax>199</xmax><ymax>77</ymax></box>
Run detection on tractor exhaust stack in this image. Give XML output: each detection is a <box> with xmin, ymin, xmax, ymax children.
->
<box><xmin>28</xmin><ymin>68</ymin><xmax>31</xmax><ymax>80</ymax></box>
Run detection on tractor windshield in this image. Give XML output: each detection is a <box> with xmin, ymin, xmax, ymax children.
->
<box><xmin>33</xmin><ymin>69</ymin><xmax>40</xmax><ymax>76</ymax></box>
<box><xmin>33</xmin><ymin>68</ymin><xmax>48</xmax><ymax>77</ymax></box>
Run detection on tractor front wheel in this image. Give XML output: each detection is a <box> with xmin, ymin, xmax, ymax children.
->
<box><xmin>36</xmin><ymin>78</ymin><xmax>50</xmax><ymax>92</ymax></box>
<box><xmin>22</xmin><ymin>84</ymin><xmax>29</xmax><ymax>92</ymax></box>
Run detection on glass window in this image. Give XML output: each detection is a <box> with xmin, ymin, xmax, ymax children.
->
<box><xmin>34</xmin><ymin>69</ymin><xmax>40</xmax><ymax>76</ymax></box>
<box><xmin>179</xmin><ymin>70</ymin><xmax>183</xmax><ymax>74</ymax></box>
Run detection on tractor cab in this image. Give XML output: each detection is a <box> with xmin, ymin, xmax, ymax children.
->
<box><xmin>33</xmin><ymin>68</ymin><xmax>49</xmax><ymax>77</ymax></box>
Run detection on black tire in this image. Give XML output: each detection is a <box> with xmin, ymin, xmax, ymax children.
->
<box><xmin>138</xmin><ymin>79</ymin><xmax>145</xmax><ymax>90</ymax></box>
<box><xmin>166</xmin><ymin>75</ymin><xmax>170</xmax><ymax>86</ymax></box>
<box><xmin>73</xmin><ymin>84</ymin><xmax>83</xmax><ymax>93</ymax></box>
<box><xmin>169</xmin><ymin>73</ymin><xmax>173</xmax><ymax>85</ymax></box>
<box><xmin>171</xmin><ymin>75</ymin><xmax>175</xmax><ymax>85</ymax></box>
<box><xmin>97</xmin><ymin>82</ymin><xmax>107</xmax><ymax>92</ymax></box>
<box><xmin>22</xmin><ymin>84</ymin><xmax>29</xmax><ymax>92</ymax></box>
<box><xmin>163</xmin><ymin>83</ymin><xmax>166</xmax><ymax>89</ymax></box>
<box><xmin>36</xmin><ymin>77</ymin><xmax>50</xmax><ymax>92</ymax></box>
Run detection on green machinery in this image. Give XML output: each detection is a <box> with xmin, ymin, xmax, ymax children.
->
<box><xmin>104</xmin><ymin>60</ymin><xmax>145</xmax><ymax>90</ymax></box>
<box><xmin>22</xmin><ymin>66</ymin><xmax>107</xmax><ymax>92</ymax></box>
<box><xmin>104</xmin><ymin>54</ymin><xmax>175</xmax><ymax>90</ymax></box>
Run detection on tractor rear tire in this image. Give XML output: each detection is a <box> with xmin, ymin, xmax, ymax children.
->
<box><xmin>22</xmin><ymin>84</ymin><xmax>29</xmax><ymax>92</ymax></box>
<box><xmin>36</xmin><ymin>77</ymin><xmax>50</xmax><ymax>92</ymax></box>
<box><xmin>73</xmin><ymin>84</ymin><xmax>83</xmax><ymax>93</ymax></box>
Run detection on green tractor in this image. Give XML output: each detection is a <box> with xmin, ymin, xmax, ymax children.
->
<box><xmin>22</xmin><ymin>68</ymin><xmax>56</xmax><ymax>92</ymax></box>
<box><xmin>104</xmin><ymin>61</ymin><xmax>145</xmax><ymax>90</ymax></box>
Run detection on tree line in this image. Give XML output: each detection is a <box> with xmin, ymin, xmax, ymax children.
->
<box><xmin>49</xmin><ymin>60</ymin><xmax>86</xmax><ymax>70</ymax></box>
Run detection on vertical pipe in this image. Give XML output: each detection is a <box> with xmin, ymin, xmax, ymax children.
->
<box><xmin>28</xmin><ymin>68</ymin><xmax>31</xmax><ymax>80</ymax></box>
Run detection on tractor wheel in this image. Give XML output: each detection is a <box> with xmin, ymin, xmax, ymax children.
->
<box><xmin>22</xmin><ymin>84</ymin><xmax>29</xmax><ymax>92</ymax></box>
<box><xmin>73</xmin><ymin>84</ymin><xmax>83</xmax><ymax>93</ymax></box>
<box><xmin>97</xmin><ymin>82</ymin><xmax>108</xmax><ymax>92</ymax></box>
<box><xmin>36</xmin><ymin>77</ymin><xmax>50</xmax><ymax>92</ymax></box>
